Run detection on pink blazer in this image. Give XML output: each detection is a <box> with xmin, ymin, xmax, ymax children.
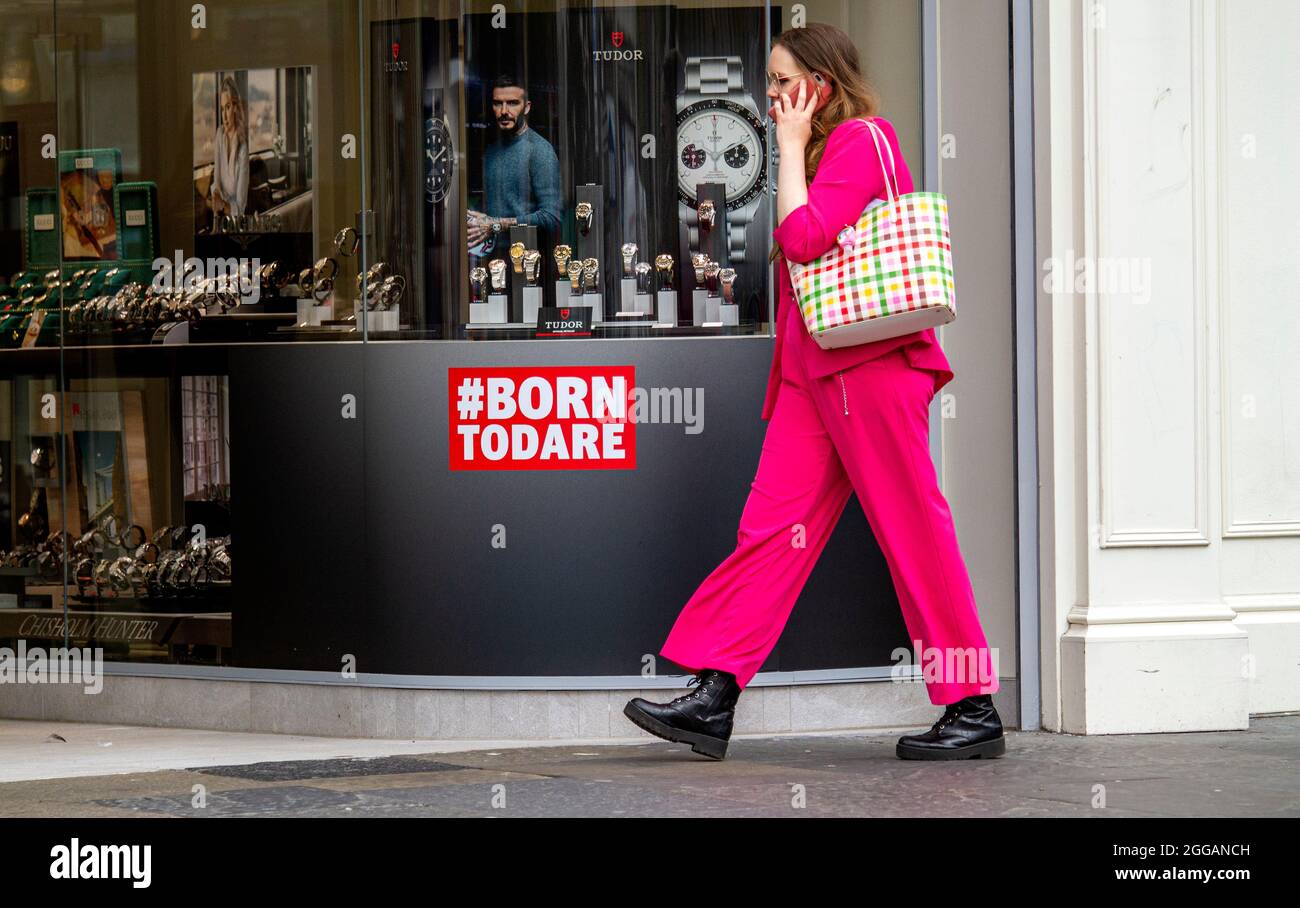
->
<box><xmin>761</xmin><ymin>115</ymin><xmax>954</xmax><ymax>421</ymax></box>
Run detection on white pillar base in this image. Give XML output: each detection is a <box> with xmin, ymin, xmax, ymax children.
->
<box><xmin>1060</xmin><ymin>602</ymin><xmax>1250</xmax><ymax>734</ymax></box>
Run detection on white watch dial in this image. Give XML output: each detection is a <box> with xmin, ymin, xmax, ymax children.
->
<box><xmin>676</xmin><ymin>101</ymin><xmax>765</xmax><ymax>209</ymax></box>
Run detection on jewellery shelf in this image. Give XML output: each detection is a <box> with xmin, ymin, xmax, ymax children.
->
<box><xmin>464</xmin><ymin>322</ymin><xmax>758</xmax><ymax>340</ymax></box>
<box><xmin>21</xmin><ymin>582</ymin><xmax>232</xmax><ymax>615</ymax></box>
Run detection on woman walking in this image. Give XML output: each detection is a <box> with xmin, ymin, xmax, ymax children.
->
<box><xmin>624</xmin><ymin>23</ymin><xmax>1005</xmax><ymax>762</ymax></box>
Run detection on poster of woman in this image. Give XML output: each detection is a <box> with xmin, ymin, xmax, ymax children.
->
<box><xmin>192</xmin><ymin>66</ymin><xmax>315</xmax><ymax>265</ymax></box>
<box><xmin>210</xmin><ymin>73</ymin><xmax>249</xmax><ymax>223</ymax></box>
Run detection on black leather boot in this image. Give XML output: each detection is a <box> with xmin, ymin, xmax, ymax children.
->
<box><xmin>623</xmin><ymin>669</ymin><xmax>742</xmax><ymax>760</ymax></box>
<box><xmin>896</xmin><ymin>693</ymin><xmax>1006</xmax><ymax>760</ymax></box>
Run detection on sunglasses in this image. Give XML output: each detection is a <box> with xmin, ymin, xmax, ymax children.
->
<box><xmin>765</xmin><ymin>71</ymin><xmax>809</xmax><ymax>90</ymax></box>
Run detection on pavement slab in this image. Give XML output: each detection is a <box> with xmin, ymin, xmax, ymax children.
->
<box><xmin>0</xmin><ymin>715</ymin><xmax>1295</xmax><ymax>817</ymax></box>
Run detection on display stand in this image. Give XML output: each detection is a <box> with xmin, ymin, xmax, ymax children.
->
<box><xmin>656</xmin><ymin>290</ymin><xmax>678</xmax><ymax>327</ymax></box>
<box><xmin>617</xmin><ymin>278</ymin><xmax>646</xmax><ymax>317</ymax></box>
<box><xmin>705</xmin><ymin>295</ymin><xmax>720</xmax><ymax>325</ymax></box>
<box><xmin>370</xmin><ymin>309</ymin><xmax>401</xmax><ymax>332</ymax></box>
<box><xmin>296</xmin><ymin>298</ymin><xmax>335</xmax><ymax>327</ymax></box>
<box><xmin>470</xmin><ymin>293</ymin><xmax>508</xmax><ymax>324</ymax></box>
<box><xmin>508</xmin><ymin>224</ymin><xmax>537</xmax><ymax>323</ymax></box>
<box><xmin>719</xmin><ymin>303</ymin><xmax>739</xmax><ymax>326</ymax></box>
<box><xmin>575</xmin><ymin>184</ymin><xmax>604</xmax><ymax>324</ymax></box>
<box><xmin>691</xmin><ymin>289</ymin><xmax>708</xmax><ymax>326</ymax></box>
<box><xmin>693</xmin><ymin>182</ymin><xmax>730</xmax><ymax>270</ymax></box>
<box><xmin>522</xmin><ymin>286</ymin><xmax>544</xmax><ymax>325</ymax></box>
<box><xmin>554</xmin><ymin>280</ymin><xmax>571</xmax><ymax>307</ymax></box>
<box><xmin>353</xmin><ymin>302</ymin><xmax>401</xmax><ymax>331</ymax></box>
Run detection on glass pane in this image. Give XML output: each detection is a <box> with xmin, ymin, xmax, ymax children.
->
<box><xmin>0</xmin><ymin>0</ymin><xmax>64</xmax><ymax>651</ymax></box>
<box><xmin>0</xmin><ymin>1</ymin><xmax>928</xmax><ymax>676</ymax></box>
<box><xmin>363</xmin><ymin>0</ymin><xmax>778</xmax><ymax>340</ymax></box>
<box><xmin>32</xmin><ymin>0</ymin><xmax>366</xmax><ymax>666</ymax></box>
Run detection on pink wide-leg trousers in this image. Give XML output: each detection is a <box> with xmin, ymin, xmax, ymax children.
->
<box><xmin>659</xmin><ymin>342</ymin><xmax>999</xmax><ymax>706</ymax></box>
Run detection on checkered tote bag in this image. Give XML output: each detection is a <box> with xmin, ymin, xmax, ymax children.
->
<box><xmin>788</xmin><ymin>118</ymin><xmax>956</xmax><ymax>350</ymax></box>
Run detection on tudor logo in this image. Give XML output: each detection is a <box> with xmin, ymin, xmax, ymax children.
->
<box><xmin>593</xmin><ymin>30</ymin><xmax>642</xmax><ymax>62</ymax></box>
<box><xmin>384</xmin><ymin>40</ymin><xmax>409</xmax><ymax>72</ymax></box>
<box><xmin>560</xmin><ymin>307</ymin><xmax>571</xmax><ymax>319</ymax></box>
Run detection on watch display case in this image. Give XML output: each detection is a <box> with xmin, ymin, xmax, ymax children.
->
<box><xmin>0</xmin><ymin>371</ymin><xmax>234</xmax><ymax>665</ymax></box>
<box><xmin>453</xmin><ymin>3</ymin><xmax>777</xmax><ymax>339</ymax></box>
<box><xmin>0</xmin><ymin>1</ymin><xmax>788</xmax><ymax>351</ymax></box>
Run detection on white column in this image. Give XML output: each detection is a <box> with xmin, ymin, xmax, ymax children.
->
<box><xmin>1034</xmin><ymin>0</ymin><xmax>1300</xmax><ymax>733</ymax></box>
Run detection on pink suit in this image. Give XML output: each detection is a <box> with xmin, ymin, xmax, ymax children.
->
<box><xmin>659</xmin><ymin>116</ymin><xmax>999</xmax><ymax>705</ymax></box>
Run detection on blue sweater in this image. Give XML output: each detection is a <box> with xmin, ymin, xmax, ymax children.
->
<box><xmin>483</xmin><ymin>127</ymin><xmax>563</xmax><ymax>236</ymax></box>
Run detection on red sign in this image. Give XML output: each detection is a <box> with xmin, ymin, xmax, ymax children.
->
<box><xmin>449</xmin><ymin>365</ymin><xmax>636</xmax><ymax>471</ymax></box>
<box><xmin>611</xmin><ymin>31</ymin><xmax>624</xmax><ymax>48</ymax></box>
<box><xmin>392</xmin><ymin>42</ymin><xmax>401</xmax><ymax>61</ymax></box>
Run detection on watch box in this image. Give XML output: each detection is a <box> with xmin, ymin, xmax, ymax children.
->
<box><xmin>23</xmin><ymin>188</ymin><xmax>59</xmax><ymax>269</ymax></box>
<box><xmin>114</xmin><ymin>181</ymin><xmax>160</xmax><ymax>262</ymax></box>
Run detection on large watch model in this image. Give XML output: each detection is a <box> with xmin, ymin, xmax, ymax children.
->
<box><xmin>425</xmin><ymin>114</ymin><xmax>454</xmax><ymax>205</ymax></box>
<box><xmin>676</xmin><ymin>55</ymin><xmax>768</xmax><ymax>264</ymax></box>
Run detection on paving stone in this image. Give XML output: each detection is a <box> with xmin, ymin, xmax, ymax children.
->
<box><xmin>188</xmin><ymin>755</ymin><xmax>463</xmax><ymax>782</ymax></box>
<box><xmin>93</xmin><ymin>785</ymin><xmax>363</xmax><ymax>817</ymax></box>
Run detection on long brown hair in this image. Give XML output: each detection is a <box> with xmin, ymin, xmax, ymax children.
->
<box><xmin>769</xmin><ymin>23</ymin><xmax>882</xmax><ymax>263</ymax></box>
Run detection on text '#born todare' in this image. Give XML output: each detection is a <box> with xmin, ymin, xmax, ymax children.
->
<box><xmin>448</xmin><ymin>366</ymin><xmax>637</xmax><ymax>470</ymax></box>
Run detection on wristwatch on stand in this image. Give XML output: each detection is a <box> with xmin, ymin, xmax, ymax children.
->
<box><xmin>676</xmin><ymin>55</ymin><xmax>768</xmax><ymax>264</ymax></box>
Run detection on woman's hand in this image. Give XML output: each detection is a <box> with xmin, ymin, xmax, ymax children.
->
<box><xmin>773</xmin><ymin>82</ymin><xmax>814</xmax><ymax>225</ymax></box>
<box><xmin>770</xmin><ymin>80</ymin><xmax>817</xmax><ymax>152</ymax></box>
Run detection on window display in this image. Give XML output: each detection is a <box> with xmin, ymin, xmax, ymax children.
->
<box><xmin>441</xmin><ymin>3</ymin><xmax>776</xmax><ymax>338</ymax></box>
<box><xmin>0</xmin><ymin>373</ymin><xmax>233</xmax><ymax>664</ymax></box>
<box><xmin>0</xmin><ymin>2</ymin><xmax>783</xmax><ymax>348</ymax></box>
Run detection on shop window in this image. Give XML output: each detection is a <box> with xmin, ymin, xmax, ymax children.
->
<box><xmin>367</xmin><ymin>1</ymin><xmax>778</xmax><ymax>340</ymax></box>
<box><xmin>0</xmin><ymin>0</ymin><xmax>922</xmax><ymax>670</ymax></box>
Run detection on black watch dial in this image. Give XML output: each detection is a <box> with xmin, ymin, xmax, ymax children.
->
<box><xmin>425</xmin><ymin>116</ymin><xmax>454</xmax><ymax>205</ymax></box>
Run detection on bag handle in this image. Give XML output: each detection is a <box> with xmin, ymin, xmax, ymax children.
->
<box><xmin>858</xmin><ymin>117</ymin><xmax>900</xmax><ymax>207</ymax></box>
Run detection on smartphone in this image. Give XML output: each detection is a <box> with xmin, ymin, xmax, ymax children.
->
<box><xmin>807</xmin><ymin>73</ymin><xmax>832</xmax><ymax>111</ymax></box>
<box><xmin>769</xmin><ymin>73</ymin><xmax>832</xmax><ymax>118</ymax></box>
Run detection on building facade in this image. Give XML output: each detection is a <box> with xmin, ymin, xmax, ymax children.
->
<box><xmin>0</xmin><ymin>0</ymin><xmax>1293</xmax><ymax>738</ymax></box>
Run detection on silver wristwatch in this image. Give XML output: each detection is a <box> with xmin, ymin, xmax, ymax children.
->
<box><xmin>676</xmin><ymin>55</ymin><xmax>768</xmax><ymax>264</ymax></box>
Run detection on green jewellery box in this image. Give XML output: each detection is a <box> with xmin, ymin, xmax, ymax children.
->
<box><xmin>23</xmin><ymin>188</ymin><xmax>60</xmax><ymax>269</ymax></box>
<box><xmin>114</xmin><ymin>181</ymin><xmax>160</xmax><ymax>262</ymax></box>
